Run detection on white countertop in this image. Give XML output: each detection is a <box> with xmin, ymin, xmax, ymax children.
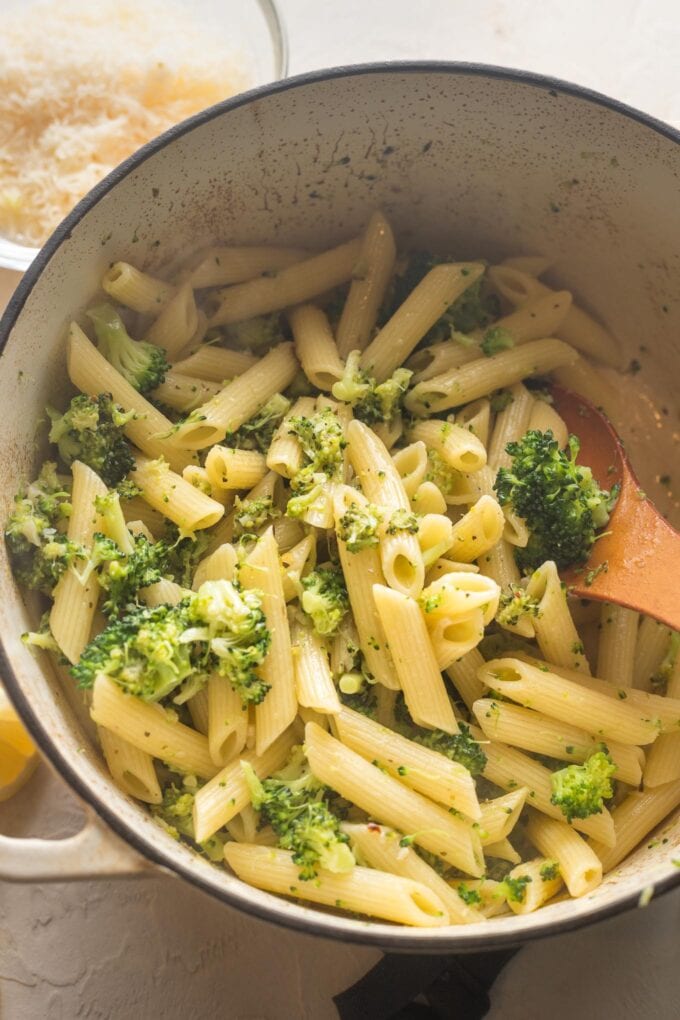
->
<box><xmin>1</xmin><ymin>2</ymin><xmax>679</xmax><ymax>1017</ymax></box>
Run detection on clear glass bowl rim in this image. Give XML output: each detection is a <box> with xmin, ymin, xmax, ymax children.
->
<box><xmin>0</xmin><ymin>0</ymin><xmax>289</xmax><ymax>273</ymax></box>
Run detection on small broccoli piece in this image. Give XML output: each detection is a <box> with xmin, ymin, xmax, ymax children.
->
<box><xmin>87</xmin><ymin>303</ymin><xmax>169</xmax><ymax>393</ymax></box>
<box><xmin>242</xmin><ymin>747</ymin><xmax>355</xmax><ymax>880</ymax></box>
<box><xmin>650</xmin><ymin>632</ymin><xmax>680</xmax><ymax>694</ymax></box>
<box><xmin>164</xmin><ymin>527</ymin><xmax>210</xmax><ymax>588</ymax></box>
<box><xmin>490</xmin><ymin>391</ymin><xmax>515</xmax><ymax>412</ymax></box>
<box><xmin>300</xmin><ymin>566</ymin><xmax>350</xmax><ymax>637</ymax></box>
<box><xmin>5</xmin><ymin>462</ymin><xmax>83</xmax><ymax>595</ymax></box>
<box><xmin>93</xmin><ymin>532</ymin><xmax>170</xmax><ymax>617</ymax></box>
<box><xmin>386</xmin><ymin>508</ymin><xmax>419</xmax><ymax>535</ymax></box>
<box><xmin>424</xmin><ymin>448</ymin><xmax>461</xmax><ymax>496</ymax></box>
<box><xmin>457</xmin><ymin>883</ymin><xmax>483</xmax><ymax>906</ymax></box>
<box><xmin>540</xmin><ymin>860</ymin><xmax>560</xmax><ymax>881</ymax></box>
<box><xmin>152</xmin><ymin>781</ymin><xmax>224</xmax><ymax>861</ymax></box>
<box><xmin>383</xmin><ymin>254</ymin><xmax>499</xmax><ymax>339</ymax></box>
<box><xmin>186</xmin><ymin>579</ymin><xmax>271</xmax><ymax>705</ymax></box>
<box><xmin>337</xmin><ymin>503</ymin><xmax>383</xmax><ymax>552</ymax></box>
<box><xmin>227</xmin><ymin>393</ymin><xmax>291</xmax><ymax>453</ymax></box>
<box><xmin>496</xmin><ymin>584</ymin><xmax>542</xmax><ymax>629</ymax></box>
<box><xmin>500</xmin><ymin>874</ymin><xmax>532</xmax><ymax>904</ymax></box>
<box><xmin>288</xmin><ymin>407</ymin><xmax>346</xmax><ymax>476</ymax></box>
<box><xmin>233</xmin><ymin>495</ymin><xmax>281</xmax><ymax>539</ymax></box>
<box><xmin>22</xmin><ymin>611</ymin><xmax>63</xmax><ymax>655</ymax></box>
<box><xmin>339</xmin><ymin>683</ymin><xmax>378</xmax><ymax>718</ymax></box>
<box><xmin>480</xmin><ymin>327</ymin><xmax>514</xmax><ymax>357</ymax></box>
<box><xmin>286</xmin><ymin>408</ymin><xmax>346</xmax><ymax>518</ymax></box>
<box><xmin>550</xmin><ymin>750</ymin><xmax>616</xmax><ymax>822</ymax></box>
<box><xmin>224</xmin><ymin>313</ymin><xmax>284</xmax><ymax>352</ymax></box>
<box><xmin>71</xmin><ymin>603</ymin><xmax>194</xmax><ymax>701</ymax></box>
<box><xmin>332</xmin><ymin>352</ymin><xmax>412</xmax><ymax>424</ymax></box>
<box><xmin>47</xmin><ymin>393</ymin><xmax>135</xmax><ymax>486</ymax></box>
<box><xmin>494</xmin><ymin>430</ymin><xmax>617</xmax><ymax>572</ymax></box>
<box><xmin>411</xmin><ymin>723</ymin><xmax>488</xmax><ymax>777</ymax></box>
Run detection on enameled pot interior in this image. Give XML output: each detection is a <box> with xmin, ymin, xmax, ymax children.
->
<box><xmin>0</xmin><ymin>66</ymin><xmax>678</xmax><ymax>950</ymax></box>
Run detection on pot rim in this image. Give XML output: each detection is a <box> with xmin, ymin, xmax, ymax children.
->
<box><xmin>1</xmin><ymin>60</ymin><xmax>678</xmax><ymax>952</ymax></box>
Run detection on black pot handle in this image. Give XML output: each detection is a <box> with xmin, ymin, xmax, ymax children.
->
<box><xmin>333</xmin><ymin>948</ymin><xmax>518</xmax><ymax>1020</ymax></box>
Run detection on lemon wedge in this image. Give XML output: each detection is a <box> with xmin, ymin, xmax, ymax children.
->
<box><xmin>0</xmin><ymin>685</ymin><xmax>38</xmax><ymax>801</ymax></box>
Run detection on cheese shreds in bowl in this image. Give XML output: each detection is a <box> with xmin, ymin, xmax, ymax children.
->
<box><xmin>0</xmin><ymin>0</ymin><xmax>251</xmax><ymax>248</ymax></box>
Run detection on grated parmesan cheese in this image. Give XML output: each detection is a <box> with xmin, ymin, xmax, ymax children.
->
<box><xmin>0</xmin><ymin>0</ymin><xmax>249</xmax><ymax>247</ymax></box>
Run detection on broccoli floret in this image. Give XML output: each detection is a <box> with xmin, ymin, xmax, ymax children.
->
<box><xmin>22</xmin><ymin>612</ymin><xmax>62</xmax><ymax>654</ymax></box>
<box><xmin>152</xmin><ymin>780</ymin><xmax>224</xmax><ymax>861</ymax></box>
<box><xmin>457</xmin><ymin>883</ymin><xmax>483</xmax><ymax>906</ymax></box>
<box><xmin>336</xmin><ymin>503</ymin><xmax>383</xmax><ymax>552</ymax></box>
<box><xmin>424</xmin><ymin>448</ymin><xmax>461</xmax><ymax>496</ymax></box>
<box><xmin>386</xmin><ymin>508</ymin><xmax>419</xmax><ymax>535</ymax></box>
<box><xmin>286</xmin><ymin>408</ymin><xmax>346</xmax><ymax>518</ymax></box>
<box><xmin>300</xmin><ymin>566</ymin><xmax>350</xmax><ymax>636</ymax></box>
<box><xmin>332</xmin><ymin>351</ymin><xmax>412</xmax><ymax>424</ymax></box>
<box><xmin>288</xmin><ymin>407</ymin><xmax>346</xmax><ymax>476</ymax></box>
<box><xmin>233</xmin><ymin>495</ymin><xmax>281</xmax><ymax>539</ymax></box>
<box><xmin>227</xmin><ymin>393</ymin><xmax>291</xmax><ymax>453</ymax></box>
<box><xmin>411</xmin><ymin>723</ymin><xmax>488</xmax><ymax>777</ymax></box>
<box><xmin>87</xmin><ymin>303</ymin><xmax>169</xmax><ymax>393</ymax></box>
<box><xmin>71</xmin><ymin>602</ymin><xmax>194</xmax><ymax>701</ymax></box>
<box><xmin>186</xmin><ymin>579</ymin><xmax>271</xmax><ymax>705</ymax></box>
<box><xmin>339</xmin><ymin>683</ymin><xmax>378</xmax><ymax>718</ymax></box>
<box><xmin>540</xmin><ymin>860</ymin><xmax>560</xmax><ymax>881</ymax></box>
<box><xmin>500</xmin><ymin>874</ymin><xmax>532</xmax><ymax>904</ymax></box>
<box><xmin>5</xmin><ymin>462</ymin><xmax>82</xmax><ymax>595</ymax></box>
<box><xmin>242</xmin><ymin>747</ymin><xmax>355</xmax><ymax>880</ymax></box>
<box><xmin>490</xmin><ymin>391</ymin><xmax>515</xmax><ymax>412</ymax></box>
<box><xmin>224</xmin><ymin>313</ymin><xmax>284</xmax><ymax>352</ymax></box>
<box><xmin>480</xmin><ymin>327</ymin><xmax>514</xmax><ymax>357</ymax></box>
<box><xmin>494</xmin><ymin>430</ymin><xmax>617</xmax><ymax>571</ymax></box>
<box><xmin>383</xmin><ymin>254</ymin><xmax>499</xmax><ymax>340</ymax></box>
<box><xmin>650</xmin><ymin>632</ymin><xmax>680</xmax><ymax>694</ymax></box>
<box><xmin>164</xmin><ymin>527</ymin><xmax>210</xmax><ymax>588</ymax></box>
<box><xmin>550</xmin><ymin>750</ymin><xmax>616</xmax><ymax>822</ymax></box>
<box><xmin>93</xmin><ymin>532</ymin><xmax>170</xmax><ymax>617</ymax></box>
<box><xmin>47</xmin><ymin>393</ymin><xmax>135</xmax><ymax>486</ymax></box>
<box><xmin>496</xmin><ymin>584</ymin><xmax>542</xmax><ymax>629</ymax></box>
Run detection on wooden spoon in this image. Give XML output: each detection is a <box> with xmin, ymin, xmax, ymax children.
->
<box><xmin>547</xmin><ymin>385</ymin><xmax>680</xmax><ymax>630</ymax></box>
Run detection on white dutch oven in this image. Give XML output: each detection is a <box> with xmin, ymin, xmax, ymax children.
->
<box><xmin>0</xmin><ymin>65</ymin><xmax>678</xmax><ymax>954</ymax></box>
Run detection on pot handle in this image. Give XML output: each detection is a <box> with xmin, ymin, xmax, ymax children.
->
<box><xmin>0</xmin><ymin>807</ymin><xmax>152</xmax><ymax>881</ymax></box>
<box><xmin>333</xmin><ymin>948</ymin><xmax>518</xmax><ymax>1020</ymax></box>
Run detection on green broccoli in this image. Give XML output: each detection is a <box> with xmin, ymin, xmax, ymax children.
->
<box><xmin>92</xmin><ymin>532</ymin><xmax>170</xmax><ymax>617</ymax></box>
<box><xmin>383</xmin><ymin>253</ymin><xmax>499</xmax><ymax>339</ymax></box>
<box><xmin>224</xmin><ymin>313</ymin><xmax>284</xmax><ymax>353</ymax></box>
<box><xmin>286</xmin><ymin>408</ymin><xmax>346</xmax><ymax>518</ymax></box>
<box><xmin>152</xmin><ymin>780</ymin><xmax>224</xmax><ymax>861</ymax></box>
<box><xmin>71</xmin><ymin>602</ymin><xmax>194</xmax><ymax>701</ymax></box>
<box><xmin>185</xmin><ymin>579</ymin><xmax>271</xmax><ymax>705</ymax></box>
<box><xmin>5</xmin><ymin>462</ymin><xmax>83</xmax><ymax>595</ymax></box>
<box><xmin>490</xmin><ymin>391</ymin><xmax>515</xmax><ymax>412</ymax></box>
<box><xmin>233</xmin><ymin>495</ymin><xmax>281</xmax><ymax>539</ymax></box>
<box><xmin>456</xmin><ymin>884</ymin><xmax>483</xmax><ymax>907</ymax></box>
<box><xmin>494</xmin><ymin>430</ymin><xmax>617</xmax><ymax>572</ymax></box>
<box><xmin>47</xmin><ymin>393</ymin><xmax>135</xmax><ymax>486</ymax></box>
<box><xmin>496</xmin><ymin>584</ymin><xmax>542</xmax><ymax>629</ymax></box>
<box><xmin>164</xmin><ymin>527</ymin><xmax>210</xmax><ymax>588</ymax></box>
<box><xmin>386</xmin><ymin>508</ymin><xmax>419</xmax><ymax>535</ymax></box>
<box><xmin>500</xmin><ymin>874</ymin><xmax>532</xmax><ymax>904</ymax></box>
<box><xmin>410</xmin><ymin>723</ymin><xmax>488</xmax><ymax>777</ymax></box>
<box><xmin>480</xmin><ymin>327</ymin><xmax>514</xmax><ymax>357</ymax></box>
<box><xmin>227</xmin><ymin>393</ymin><xmax>291</xmax><ymax>453</ymax></box>
<box><xmin>338</xmin><ymin>682</ymin><xmax>378</xmax><ymax>718</ymax></box>
<box><xmin>650</xmin><ymin>632</ymin><xmax>680</xmax><ymax>694</ymax></box>
<box><xmin>242</xmin><ymin>747</ymin><xmax>355</xmax><ymax>880</ymax></box>
<box><xmin>336</xmin><ymin>503</ymin><xmax>383</xmax><ymax>552</ymax></box>
<box><xmin>424</xmin><ymin>448</ymin><xmax>462</xmax><ymax>497</ymax></box>
<box><xmin>300</xmin><ymin>566</ymin><xmax>350</xmax><ymax>636</ymax></box>
<box><xmin>22</xmin><ymin>611</ymin><xmax>63</xmax><ymax>655</ymax></box>
<box><xmin>550</xmin><ymin>750</ymin><xmax>616</xmax><ymax>822</ymax></box>
<box><xmin>87</xmin><ymin>303</ymin><xmax>169</xmax><ymax>393</ymax></box>
<box><xmin>539</xmin><ymin>860</ymin><xmax>560</xmax><ymax>881</ymax></box>
<box><xmin>332</xmin><ymin>352</ymin><xmax>412</xmax><ymax>424</ymax></box>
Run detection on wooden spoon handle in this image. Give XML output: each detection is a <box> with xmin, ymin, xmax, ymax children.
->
<box><xmin>567</xmin><ymin>468</ymin><xmax>680</xmax><ymax>630</ymax></box>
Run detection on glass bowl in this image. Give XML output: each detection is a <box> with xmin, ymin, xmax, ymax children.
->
<box><xmin>0</xmin><ymin>0</ymin><xmax>288</xmax><ymax>273</ymax></box>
